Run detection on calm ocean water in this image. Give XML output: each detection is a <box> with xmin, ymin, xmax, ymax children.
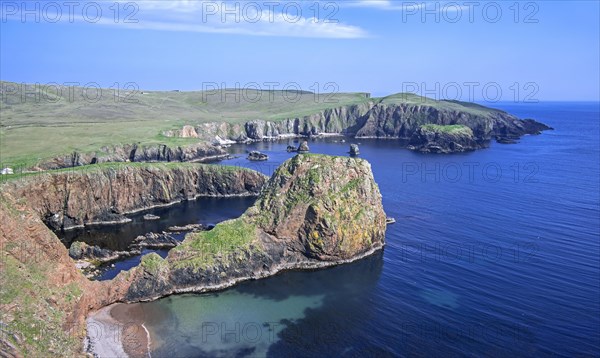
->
<box><xmin>95</xmin><ymin>102</ymin><xmax>600</xmax><ymax>357</ymax></box>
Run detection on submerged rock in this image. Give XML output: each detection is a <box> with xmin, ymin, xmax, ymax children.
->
<box><xmin>349</xmin><ymin>144</ymin><xmax>360</xmax><ymax>156</ymax></box>
<box><xmin>247</xmin><ymin>151</ymin><xmax>268</xmax><ymax>161</ymax></box>
<box><xmin>496</xmin><ymin>136</ymin><xmax>519</xmax><ymax>144</ymax></box>
<box><xmin>286</xmin><ymin>145</ymin><xmax>297</xmax><ymax>152</ymax></box>
<box><xmin>297</xmin><ymin>141</ymin><xmax>310</xmax><ymax>152</ymax></box>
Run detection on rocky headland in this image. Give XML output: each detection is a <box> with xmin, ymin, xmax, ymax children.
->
<box><xmin>0</xmin><ymin>155</ymin><xmax>385</xmax><ymax>356</ymax></box>
<box><xmin>108</xmin><ymin>154</ymin><xmax>386</xmax><ymax>302</ymax></box>
<box><xmin>164</xmin><ymin>95</ymin><xmax>552</xmax><ymax>153</ymax></box>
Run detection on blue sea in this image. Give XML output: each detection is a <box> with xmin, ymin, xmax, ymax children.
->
<box><xmin>89</xmin><ymin>102</ymin><xmax>600</xmax><ymax>357</ymax></box>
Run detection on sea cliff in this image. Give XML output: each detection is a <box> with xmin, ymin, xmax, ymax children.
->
<box><xmin>164</xmin><ymin>95</ymin><xmax>552</xmax><ymax>152</ymax></box>
<box><xmin>0</xmin><ymin>156</ymin><xmax>385</xmax><ymax>356</ymax></box>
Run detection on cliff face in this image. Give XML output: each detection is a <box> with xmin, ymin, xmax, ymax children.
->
<box><xmin>0</xmin><ymin>162</ymin><xmax>269</xmax><ymax>356</ymax></box>
<box><xmin>3</xmin><ymin>163</ymin><xmax>267</xmax><ymax>230</ymax></box>
<box><xmin>117</xmin><ymin>154</ymin><xmax>386</xmax><ymax>301</ymax></box>
<box><xmin>165</xmin><ymin>99</ymin><xmax>551</xmax><ymax>152</ymax></box>
<box><xmin>254</xmin><ymin>154</ymin><xmax>386</xmax><ymax>261</ymax></box>
<box><xmin>164</xmin><ymin>103</ymin><xmax>373</xmax><ymax>142</ymax></box>
<box><xmin>37</xmin><ymin>142</ymin><xmax>228</xmax><ymax>170</ymax></box>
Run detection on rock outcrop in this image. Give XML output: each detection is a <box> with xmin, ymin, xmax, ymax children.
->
<box><xmin>109</xmin><ymin>154</ymin><xmax>386</xmax><ymax>301</ymax></box>
<box><xmin>132</xmin><ymin>232</ymin><xmax>180</xmax><ymax>249</ymax></box>
<box><xmin>68</xmin><ymin>241</ymin><xmax>138</xmax><ymax>262</ymax></box>
<box><xmin>3</xmin><ymin>162</ymin><xmax>267</xmax><ymax>230</ymax></box>
<box><xmin>407</xmin><ymin>124</ymin><xmax>482</xmax><ymax>153</ymax></box>
<box><xmin>164</xmin><ymin>96</ymin><xmax>552</xmax><ymax>153</ymax></box>
<box><xmin>349</xmin><ymin>144</ymin><xmax>360</xmax><ymax>156</ymax></box>
<box><xmin>247</xmin><ymin>151</ymin><xmax>268</xmax><ymax>161</ymax></box>
<box><xmin>297</xmin><ymin>141</ymin><xmax>310</xmax><ymax>152</ymax></box>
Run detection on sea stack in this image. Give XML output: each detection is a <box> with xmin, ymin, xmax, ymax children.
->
<box><xmin>297</xmin><ymin>141</ymin><xmax>310</xmax><ymax>152</ymax></box>
<box><xmin>349</xmin><ymin>144</ymin><xmax>360</xmax><ymax>156</ymax></box>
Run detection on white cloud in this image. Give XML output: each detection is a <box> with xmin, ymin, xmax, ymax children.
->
<box><xmin>348</xmin><ymin>0</ymin><xmax>423</xmax><ymax>11</ymax></box>
<box><xmin>2</xmin><ymin>1</ymin><xmax>368</xmax><ymax>38</ymax></box>
<box><xmin>348</xmin><ymin>1</ymin><xmax>467</xmax><ymax>12</ymax></box>
<box><xmin>100</xmin><ymin>1</ymin><xmax>370</xmax><ymax>38</ymax></box>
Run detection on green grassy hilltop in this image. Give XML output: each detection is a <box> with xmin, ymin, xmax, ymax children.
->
<box><xmin>0</xmin><ymin>81</ymin><xmax>372</xmax><ymax>168</ymax></box>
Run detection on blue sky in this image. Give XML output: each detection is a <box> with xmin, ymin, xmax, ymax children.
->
<box><xmin>1</xmin><ymin>1</ymin><xmax>599</xmax><ymax>101</ymax></box>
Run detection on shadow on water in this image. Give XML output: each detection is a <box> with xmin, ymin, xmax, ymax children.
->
<box><xmin>58</xmin><ymin>196</ymin><xmax>257</xmax><ymax>280</ymax></box>
<box><xmin>143</xmin><ymin>251</ymin><xmax>385</xmax><ymax>358</ymax></box>
<box><xmin>57</xmin><ymin>196</ymin><xmax>257</xmax><ymax>251</ymax></box>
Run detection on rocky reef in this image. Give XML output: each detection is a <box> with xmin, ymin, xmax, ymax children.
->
<box><xmin>164</xmin><ymin>95</ymin><xmax>552</xmax><ymax>153</ymax></box>
<box><xmin>106</xmin><ymin>154</ymin><xmax>387</xmax><ymax>302</ymax></box>
<box><xmin>3</xmin><ymin>162</ymin><xmax>267</xmax><ymax>230</ymax></box>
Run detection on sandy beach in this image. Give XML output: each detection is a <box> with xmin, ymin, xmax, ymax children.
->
<box><xmin>87</xmin><ymin>303</ymin><xmax>151</xmax><ymax>358</ymax></box>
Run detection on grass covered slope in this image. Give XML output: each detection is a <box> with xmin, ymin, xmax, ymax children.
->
<box><xmin>0</xmin><ymin>194</ymin><xmax>89</xmax><ymax>357</ymax></box>
<box><xmin>0</xmin><ymin>81</ymin><xmax>371</xmax><ymax>168</ymax></box>
<box><xmin>1</xmin><ymin>81</ymin><xmax>551</xmax><ymax>168</ymax></box>
<box><xmin>420</xmin><ymin>124</ymin><xmax>473</xmax><ymax>134</ymax></box>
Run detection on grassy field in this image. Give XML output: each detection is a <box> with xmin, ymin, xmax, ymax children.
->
<box><xmin>379</xmin><ymin>93</ymin><xmax>508</xmax><ymax>117</ymax></box>
<box><xmin>1</xmin><ymin>81</ymin><xmax>506</xmax><ymax>169</ymax></box>
<box><xmin>420</xmin><ymin>124</ymin><xmax>473</xmax><ymax>134</ymax></box>
<box><xmin>0</xmin><ymin>160</ymin><xmax>257</xmax><ymax>185</ymax></box>
<box><xmin>0</xmin><ymin>81</ymin><xmax>372</xmax><ymax>168</ymax></box>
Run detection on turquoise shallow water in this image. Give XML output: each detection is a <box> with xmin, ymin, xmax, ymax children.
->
<box><xmin>101</xmin><ymin>102</ymin><xmax>600</xmax><ymax>356</ymax></box>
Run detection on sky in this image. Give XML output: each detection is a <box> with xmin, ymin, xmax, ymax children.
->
<box><xmin>1</xmin><ymin>0</ymin><xmax>599</xmax><ymax>101</ymax></box>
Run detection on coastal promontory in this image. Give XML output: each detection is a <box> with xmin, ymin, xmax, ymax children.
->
<box><xmin>117</xmin><ymin>154</ymin><xmax>387</xmax><ymax>301</ymax></box>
